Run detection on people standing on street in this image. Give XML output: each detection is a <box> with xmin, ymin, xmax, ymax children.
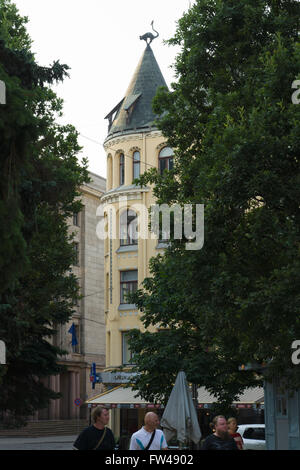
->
<box><xmin>201</xmin><ymin>415</ymin><xmax>238</xmax><ymax>450</ymax></box>
<box><xmin>73</xmin><ymin>406</ymin><xmax>115</xmax><ymax>450</ymax></box>
<box><xmin>227</xmin><ymin>417</ymin><xmax>244</xmax><ymax>450</ymax></box>
<box><xmin>129</xmin><ymin>412</ymin><xmax>168</xmax><ymax>450</ymax></box>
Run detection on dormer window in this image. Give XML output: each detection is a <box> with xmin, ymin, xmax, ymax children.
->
<box><xmin>159</xmin><ymin>147</ymin><xmax>174</xmax><ymax>175</ymax></box>
<box><xmin>120</xmin><ymin>153</ymin><xmax>125</xmax><ymax>185</ymax></box>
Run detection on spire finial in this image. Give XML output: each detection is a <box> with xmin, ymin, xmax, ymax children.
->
<box><xmin>139</xmin><ymin>20</ymin><xmax>159</xmax><ymax>45</ymax></box>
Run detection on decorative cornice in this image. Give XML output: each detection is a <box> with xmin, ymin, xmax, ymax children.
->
<box><xmin>103</xmin><ymin>130</ymin><xmax>163</xmax><ymax>150</ymax></box>
<box><xmin>101</xmin><ymin>185</ymin><xmax>150</xmax><ymax>204</ymax></box>
<box><xmin>81</xmin><ymin>186</ymin><xmax>104</xmax><ymax>199</ymax></box>
<box><xmin>104</xmin><ymin>134</ymin><xmax>143</xmax><ymax>150</ymax></box>
<box><xmin>156</xmin><ymin>141</ymin><xmax>168</xmax><ymax>150</ymax></box>
<box><xmin>129</xmin><ymin>146</ymin><xmax>141</xmax><ymax>153</ymax></box>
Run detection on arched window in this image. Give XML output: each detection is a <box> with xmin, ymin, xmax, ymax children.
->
<box><xmin>159</xmin><ymin>147</ymin><xmax>174</xmax><ymax>175</ymax></box>
<box><xmin>120</xmin><ymin>209</ymin><xmax>138</xmax><ymax>246</ymax></box>
<box><xmin>119</xmin><ymin>153</ymin><xmax>125</xmax><ymax>185</ymax></box>
<box><xmin>104</xmin><ymin>214</ymin><xmax>109</xmax><ymax>254</ymax></box>
<box><xmin>133</xmin><ymin>151</ymin><xmax>140</xmax><ymax>180</ymax></box>
<box><xmin>107</xmin><ymin>155</ymin><xmax>113</xmax><ymax>190</ymax></box>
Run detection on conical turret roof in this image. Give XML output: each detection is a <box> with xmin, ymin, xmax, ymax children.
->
<box><xmin>104</xmin><ymin>44</ymin><xmax>168</xmax><ymax>140</ymax></box>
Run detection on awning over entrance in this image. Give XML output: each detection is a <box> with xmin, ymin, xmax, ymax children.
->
<box><xmin>86</xmin><ymin>385</ymin><xmax>264</xmax><ymax>410</ymax></box>
<box><xmin>86</xmin><ymin>385</ymin><xmax>163</xmax><ymax>409</ymax></box>
<box><xmin>197</xmin><ymin>386</ymin><xmax>264</xmax><ymax>409</ymax></box>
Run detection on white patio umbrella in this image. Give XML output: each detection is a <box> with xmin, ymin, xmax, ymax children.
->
<box><xmin>160</xmin><ymin>371</ymin><xmax>201</xmax><ymax>445</ymax></box>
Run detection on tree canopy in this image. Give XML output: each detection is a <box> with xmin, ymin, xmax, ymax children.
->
<box><xmin>0</xmin><ymin>0</ymin><xmax>89</xmax><ymax>425</ymax></box>
<box><xmin>128</xmin><ymin>0</ymin><xmax>300</xmax><ymax>408</ymax></box>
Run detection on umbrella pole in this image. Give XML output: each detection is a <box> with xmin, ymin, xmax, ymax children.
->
<box><xmin>179</xmin><ymin>440</ymin><xmax>185</xmax><ymax>450</ymax></box>
<box><xmin>192</xmin><ymin>383</ymin><xmax>200</xmax><ymax>450</ymax></box>
<box><xmin>192</xmin><ymin>383</ymin><xmax>198</xmax><ymax>410</ymax></box>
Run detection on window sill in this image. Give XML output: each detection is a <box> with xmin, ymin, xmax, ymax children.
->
<box><xmin>156</xmin><ymin>241</ymin><xmax>170</xmax><ymax>249</ymax></box>
<box><xmin>116</xmin><ymin>245</ymin><xmax>138</xmax><ymax>253</ymax></box>
<box><xmin>118</xmin><ymin>304</ymin><xmax>137</xmax><ymax>311</ymax></box>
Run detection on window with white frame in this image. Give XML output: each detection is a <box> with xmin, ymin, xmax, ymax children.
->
<box><xmin>73</xmin><ymin>242</ymin><xmax>80</xmax><ymax>266</ymax></box>
<box><xmin>120</xmin><ymin>153</ymin><xmax>125</xmax><ymax>185</ymax></box>
<box><xmin>120</xmin><ymin>209</ymin><xmax>138</xmax><ymax>246</ymax></box>
<box><xmin>73</xmin><ymin>212</ymin><xmax>80</xmax><ymax>227</ymax></box>
<box><xmin>120</xmin><ymin>270</ymin><xmax>138</xmax><ymax>304</ymax></box>
<box><xmin>159</xmin><ymin>147</ymin><xmax>174</xmax><ymax>175</ymax></box>
<box><xmin>122</xmin><ymin>331</ymin><xmax>134</xmax><ymax>365</ymax></box>
<box><xmin>133</xmin><ymin>151</ymin><xmax>140</xmax><ymax>180</ymax></box>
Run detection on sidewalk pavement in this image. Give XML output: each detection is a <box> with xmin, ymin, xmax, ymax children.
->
<box><xmin>0</xmin><ymin>435</ymin><xmax>78</xmax><ymax>450</ymax></box>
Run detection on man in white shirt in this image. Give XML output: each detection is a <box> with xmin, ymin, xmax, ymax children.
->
<box><xmin>130</xmin><ymin>412</ymin><xmax>168</xmax><ymax>450</ymax></box>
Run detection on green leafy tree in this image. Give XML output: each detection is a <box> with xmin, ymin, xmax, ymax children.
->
<box><xmin>128</xmin><ymin>0</ymin><xmax>300</xmax><ymax>408</ymax></box>
<box><xmin>0</xmin><ymin>0</ymin><xmax>89</xmax><ymax>425</ymax></box>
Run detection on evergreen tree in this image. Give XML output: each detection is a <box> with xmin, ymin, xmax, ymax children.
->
<box><xmin>128</xmin><ymin>0</ymin><xmax>300</xmax><ymax>407</ymax></box>
<box><xmin>0</xmin><ymin>0</ymin><xmax>89</xmax><ymax>425</ymax></box>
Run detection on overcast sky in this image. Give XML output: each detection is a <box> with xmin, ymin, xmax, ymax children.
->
<box><xmin>14</xmin><ymin>0</ymin><xmax>191</xmax><ymax>179</ymax></box>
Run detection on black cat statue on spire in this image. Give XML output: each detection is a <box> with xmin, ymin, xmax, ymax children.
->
<box><xmin>140</xmin><ymin>21</ymin><xmax>159</xmax><ymax>45</ymax></box>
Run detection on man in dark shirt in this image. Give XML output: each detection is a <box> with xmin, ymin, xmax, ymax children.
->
<box><xmin>202</xmin><ymin>415</ymin><xmax>238</xmax><ymax>450</ymax></box>
<box><xmin>73</xmin><ymin>406</ymin><xmax>115</xmax><ymax>450</ymax></box>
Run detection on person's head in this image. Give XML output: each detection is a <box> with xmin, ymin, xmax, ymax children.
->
<box><xmin>210</xmin><ymin>415</ymin><xmax>229</xmax><ymax>439</ymax></box>
<box><xmin>92</xmin><ymin>406</ymin><xmax>110</xmax><ymax>428</ymax></box>
<box><xmin>227</xmin><ymin>417</ymin><xmax>238</xmax><ymax>434</ymax></box>
<box><xmin>144</xmin><ymin>412</ymin><xmax>160</xmax><ymax>432</ymax></box>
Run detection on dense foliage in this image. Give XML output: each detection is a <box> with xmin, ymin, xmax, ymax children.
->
<box><xmin>128</xmin><ymin>0</ymin><xmax>300</xmax><ymax>408</ymax></box>
<box><xmin>0</xmin><ymin>0</ymin><xmax>89</xmax><ymax>425</ymax></box>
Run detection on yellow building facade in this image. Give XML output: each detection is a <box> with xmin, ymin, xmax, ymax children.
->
<box><xmin>102</xmin><ymin>43</ymin><xmax>173</xmax><ymax>371</ymax></box>
<box><xmin>102</xmin><ymin>132</ymin><xmax>170</xmax><ymax>368</ymax></box>
<box><xmin>97</xmin><ymin>42</ymin><xmax>174</xmax><ymax>441</ymax></box>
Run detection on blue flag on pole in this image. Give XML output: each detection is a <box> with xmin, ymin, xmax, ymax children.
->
<box><xmin>68</xmin><ymin>323</ymin><xmax>78</xmax><ymax>346</ymax></box>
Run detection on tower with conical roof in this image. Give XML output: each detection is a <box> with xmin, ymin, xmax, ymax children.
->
<box><xmin>101</xmin><ymin>36</ymin><xmax>174</xmax><ymax>405</ymax></box>
<box><xmin>104</xmin><ymin>44</ymin><xmax>167</xmax><ymax>139</ymax></box>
